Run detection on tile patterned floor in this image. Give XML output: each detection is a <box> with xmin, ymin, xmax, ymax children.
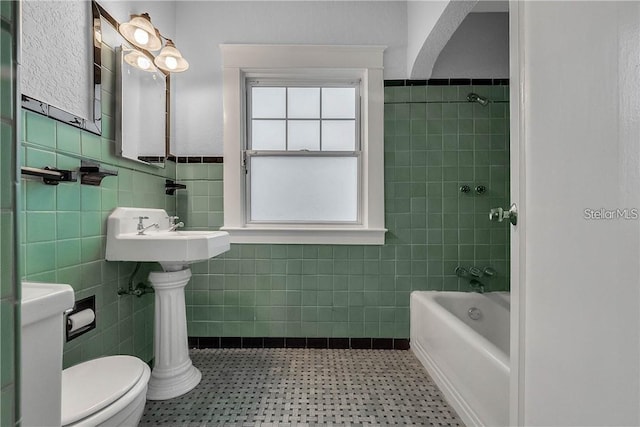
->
<box><xmin>140</xmin><ymin>348</ymin><xmax>463</xmax><ymax>426</ymax></box>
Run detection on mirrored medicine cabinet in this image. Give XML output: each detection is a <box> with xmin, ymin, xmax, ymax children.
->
<box><xmin>21</xmin><ymin>1</ymin><xmax>171</xmax><ymax>167</ymax></box>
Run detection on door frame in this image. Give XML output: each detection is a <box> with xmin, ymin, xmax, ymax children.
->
<box><xmin>508</xmin><ymin>1</ymin><xmax>525</xmax><ymax>425</ymax></box>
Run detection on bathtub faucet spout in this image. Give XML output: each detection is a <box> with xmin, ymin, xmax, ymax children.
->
<box><xmin>469</xmin><ymin>279</ymin><xmax>485</xmax><ymax>294</ymax></box>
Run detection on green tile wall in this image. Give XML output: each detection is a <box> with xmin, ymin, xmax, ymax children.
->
<box><xmin>177</xmin><ymin>84</ymin><xmax>510</xmax><ymax>339</ymax></box>
<box><xmin>1</xmin><ymin>1</ymin><xmax>17</xmax><ymax>425</ymax></box>
<box><xmin>19</xmin><ymin>40</ymin><xmax>176</xmax><ymax>368</ymax></box>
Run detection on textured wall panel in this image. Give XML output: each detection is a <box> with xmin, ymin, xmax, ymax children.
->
<box><xmin>21</xmin><ymin>0</ymin><xmax>92</xmax><ymax>119</ymax></box>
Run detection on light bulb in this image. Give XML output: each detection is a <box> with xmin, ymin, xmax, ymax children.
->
<box><xmin>133</xmin><ymin>28</ymin><xmax>149</xmax><ymax>46</ymax></box>
<box><xmin>136</xmin><ymin>55</ymin><xmax>151</xmax><ymax>70</ymax></box>
<box><xmin>165</xmin><ymin>56</ymin><xmax>178</xmax><ymax>70</ymax></box>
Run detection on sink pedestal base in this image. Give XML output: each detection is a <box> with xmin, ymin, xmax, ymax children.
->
<box><xmin>146</xmin><ymin>268</ymin><xmax>201</xmax><ymax>400</ymax></box>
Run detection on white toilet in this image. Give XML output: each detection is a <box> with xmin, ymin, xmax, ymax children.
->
<box><xmin>21</xmin><ymin>282</ymin><xmax>151</xmax><ymax>427</ymax></box>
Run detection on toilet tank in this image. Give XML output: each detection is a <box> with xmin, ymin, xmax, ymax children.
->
<box><xmin>21</xmin><ymin>281</ymin><xmax>74</xmax><ymax>427</ymax></box>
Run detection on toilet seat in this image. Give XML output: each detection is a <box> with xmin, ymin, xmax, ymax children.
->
<box><xmin>61</xmin><ymin>355</ymin><xmax>149</xmax><ymax>426</ymax></box>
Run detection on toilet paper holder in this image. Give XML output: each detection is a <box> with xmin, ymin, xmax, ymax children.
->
<box><xmin>66</xmin><ymin>295</ymin><xmax>96</xmax><ymax>342</ymax></box>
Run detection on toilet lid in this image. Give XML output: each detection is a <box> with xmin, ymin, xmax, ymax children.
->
<box><xmin>61</xmin><ymin>355</ymin><xmax>147</xmax><ymax>425</ymax></box>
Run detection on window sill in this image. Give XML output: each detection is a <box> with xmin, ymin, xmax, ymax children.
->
<box><xmin>220</xmin><ymin>226</ymin><xmax>387</xmax><ymax>245</ymax></box>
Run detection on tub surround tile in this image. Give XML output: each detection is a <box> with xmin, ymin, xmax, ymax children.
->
<box><xmin>178</xmin><ymin>83</ymin><xmax>509</xmax><ymax>340</ymax></box>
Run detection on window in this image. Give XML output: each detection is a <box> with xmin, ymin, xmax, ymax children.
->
<box><xmin>221</xmin><ymin>45</ymin><xmax>386</xmax><ymax>244</ymax></box>
<box><xmin>247</xmin><ymin>83</ymin><xmax>359</xmax><ymax>224</ymax></box>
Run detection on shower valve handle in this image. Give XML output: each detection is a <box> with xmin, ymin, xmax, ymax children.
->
<box><xmin>489</xmin><ymin>203</ymin><xmax>518</xmax><ymax>226</ymax></box>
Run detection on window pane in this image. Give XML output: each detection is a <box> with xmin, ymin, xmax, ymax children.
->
<box><xmin>322</xmin><ymin>120</ymin><xmax>356</xmax><ymax>151</ymax></box>
<box><xmin>288</xmin><ymin>120</ymin><xmax>320</xmax><ymax>151</ymax></box>
<box><xmin>252</xmin><ymin>87</ymin><xmax>286</xmax><ymax>118</ymax></box>
<box><xmin>322</xmin><ymin>87</ymin><xmax>356</xmax><ymax>118</ymax></box>
<box><xmin>252</xmin><ymin>120</ymin><xmax>286</xmax><ymax>150</ymax></box>
<box><xmin>288</xmin><ymin>88</ymin><xmax>320</xmax><ymax>118</ymax></box>
<box><xmin>250</xmin><ymin>156</ymin><xmax>358</xmax><ymax>222</ymax></box>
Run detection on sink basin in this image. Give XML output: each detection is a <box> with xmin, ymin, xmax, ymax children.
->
<box><xmin>106</xmin><ymin>208</ymin><xmax>230</xmax><ymax>271</ymax></box>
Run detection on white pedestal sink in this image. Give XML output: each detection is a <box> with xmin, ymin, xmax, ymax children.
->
<box><xmin>106</xmin><ymin>207</ymin><xmax>230</xmax><ymax>400</ymax></box>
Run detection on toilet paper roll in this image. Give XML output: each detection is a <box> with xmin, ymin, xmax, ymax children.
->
<box><xmin>67</xmin><ymin>309</ymin><xmax>95</xmax><ymax>332</ymax></box>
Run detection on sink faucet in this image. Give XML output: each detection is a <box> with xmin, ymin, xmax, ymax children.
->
<box><xmin>469</xmin><ymin>279</ymin><xmax>485</xmax><ymax>294</ymax></box>
<box><xmin>136</xmin><ymin>216</ymin><xmax>159</xmax><ymax>235</ymax></box>
<box><xmin>169</xmin><ymin>221</ymin><xmax>184</xmax><ymax>232</ymax></box>
<box><xmin>168</xmin><ymin>216</ymin><xmax>184</xmax><ymax>232</ymax></box>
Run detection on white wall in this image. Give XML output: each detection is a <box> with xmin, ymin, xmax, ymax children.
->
<box><xmin>431</xmin><ymin>12</ymin><xmax>508</xmax><ymax>78</ymax></box>
<box><xmin>406</xmin><ymin>1</ymin><xmax>449</xmax><ymax>78</ymax></box>
<box><xmin>516</xmin><ymin>1</ymin><xmax>640</xmax><ymax>424</ymax></box>
<box><xmin>172</xmin><ymin>1</ymin><xmax>407</xmax><ymax>156</ymax></box>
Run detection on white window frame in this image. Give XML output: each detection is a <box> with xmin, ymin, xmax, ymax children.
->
<box><xmin>221</xmin><ymin>44</ymin><xmax>386</xmax><ymax>245</ymax></box>
<box><xmin>246</xmin><ymin>80</ymin><xmax>361</xmax><ymax>225</ymax></box>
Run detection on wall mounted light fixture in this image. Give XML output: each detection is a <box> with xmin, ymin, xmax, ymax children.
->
<box><xmin>154</xmin><ymin>39</ymin><xmax>189</xmax><ymax>73</ymax></box>
<box><xmin>119</xmin><ymin>13</ymin><xmax>189</xmax><ymax>73</ymax></box>
<box><xmin>119</xmin><ymin>13</ymin><xmax>162</xmax><ymax>51</ymax></box>
<box><xmin>123</xmin><ymin>48</ymin><xmax>157</xmax><ymax>72</ymax></box>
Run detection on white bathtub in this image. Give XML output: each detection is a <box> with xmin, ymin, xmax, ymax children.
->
<box><xmin>410</xmin><ymin>291</ymin><xmax>510</xmax><ymax>427</ymax></box>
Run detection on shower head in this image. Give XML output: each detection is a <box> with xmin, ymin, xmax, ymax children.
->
<box><xmin>467</xmin><ymin>93</ymin><xmax>489</xmax><ymax>106</ymax></box>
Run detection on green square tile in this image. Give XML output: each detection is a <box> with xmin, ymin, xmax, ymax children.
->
<box><xmin>384</xmin><ymin>104</ymin><xmax>396</xmax><ymax>120</ymax></box>
<box><xmin>395</xmin><ymin>87</ymin><xmax>410</xmax><ymax>102</ymax></box>
<box><xmin>410</xmin><ymin>103</ymin><xmax>426</xmax><ymax>119</ymax></box>
<box><xmin>81</xmin><ymin>211</ymin><xmax>102</xmax><ymax>237</ymax></box>
<box><xmin>80</xmin><ymin>186</ymin><xmax>101</xmax><ymax>211</ymax></box>
<box><xmin>473</xmin><ymin>103</ymin><xmax>490</xmax><ymax>118</ymax></box>
<box><xmin>56</xmin><ymin>154</ymin><xmax>81</xmax><ymax>171</ymax></box>
<box><xmin>442</xmin><ymin>119</ymin><xmax>458</xmax><ymax>134</ymax></box>
<box><xmin>442</xmin><ymin>103</ymin><xmax>458</xmax><ymax>119</ymax></box>
<box><xmin>490</xmin><ymin>103</ymin><xmax>507</xmax><ymax>118</ymax></box>
<box><xmin>80</xmin><ymin>260</ymin><xmax>103</xmax><ymax>289</ymax></box>
<box><xmin>24</xmin><ymin>181</ymin><xmax>55</xmax><ymax>211</ymax></box>
<box><xmin>81</xmin><ymin>236</ymin><xmax>103</xmax><ymax>263</ymax></box>
<box><xmin>101</xmin><ymin>189</ymin><xmax>117</xmax><ymax>211</ymax></box>
<box><xmin>427</xmin><ymin>120</ymin><xmax>443</xmax><ymax>135</ymax></box>
<box><xmin>208</xmin><ymin>164</ymin><xmax>223</xmax><ymax>180</ymax></box>
<box><xmin>25</xmin><ymin>146</ymin><xmax>56</xmax><ymax>169</ymax></box>
<box><xmin>56</xmin><ymin>184</ymin><xmax>80</xmax><ymax>211</ymax></box>
<box><xmin>442</xmin><ymin>86</ymin><xmax>458</xmax><ymax>102</ymax></box>
<box><xmin>347</xmin><ymin>322</ymin><xmax>364</xmax><ymax>337</ymax></box>
<box><xmin>474</xmin><ymin>118</ymin><xmax>490</xmax><ymax>134</ymax></box>
<box><xmin>57</xmin><ymin>212</ymin><xmax>81</xmax><ymax>239</ymax></box>
<box><xmin>81</xmin><ymin>131</ymin><xmax>102</xmax><ymax>160</ymax></box>
<box><xmin>458</xmin><ymin>103</ymin><xmax>473</xmax><ymax>118</ymax></box>
<box><xmin>426</xmin><ymin>103</ymin><xmax>442</xmax><ymax>119</ymax></box>
<box><xmin>25</xmin><ymin>112</ymin><xmax>56</xmax><ymax>148</ymax></box>
<box><xmin>410</xmin><ymin>86</ymin><xmax>426</xmax><ymax>103</ymax></box>
<box><xmin>56</xmin><ymin>239</ymin><xmax>81</xmax><ymax>268</ymax></box>
<box><xmin>426</xmin><ymin>86</ymin><xmax>442</xmax><ymax>102</ymax></box>
<box><xmin>26</xmin><ymin>212</ymin><xmax>55</xmax><ymax>243</ymax></box>
<box><xmin>25</xmin><ymin>241</ymin><xmax>56</xmax><ymax>274</ymax></box>
<box><xmin>57</xmin><ymin>123</ymin><xmax>81</xmax><ymax>154</ymax></box>
<box><xmin>383</xmin><ymin>87</ymin><xmax>395</xmax><ymax>103</ymax></box>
